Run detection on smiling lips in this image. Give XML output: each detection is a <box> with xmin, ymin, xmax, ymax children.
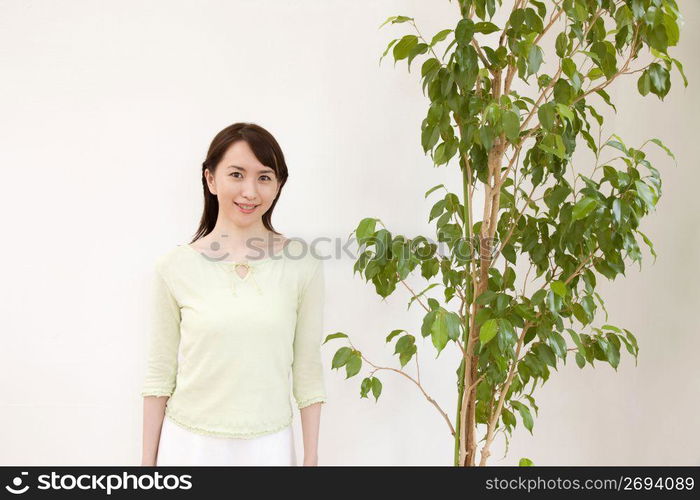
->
<box><xmin>235</xmin><ymin>202</ymin><xmax>259</xmax><ymax>214</ymax></box>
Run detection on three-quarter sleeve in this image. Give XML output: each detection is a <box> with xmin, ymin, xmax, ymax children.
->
<box><xmin>140</xmin><ymin>259</ymin><xmax>181</xmax><ymax>398</ymax></box>
<box><xmin>292</xmin><ymin>259</ymin><xmax>328</xmax><ymax>409</ymax></box>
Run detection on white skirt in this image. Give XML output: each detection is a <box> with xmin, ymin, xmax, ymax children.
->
<box><xmin>156</xmin><ymin>416</ymin><xmax>297</xmax><ymax>466</ymax></box>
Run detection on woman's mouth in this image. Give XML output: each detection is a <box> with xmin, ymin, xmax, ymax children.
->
<box><xmin>235</xmin><ymin>202</ymin><xmax>259</xmax><ymax>214</ymax></box>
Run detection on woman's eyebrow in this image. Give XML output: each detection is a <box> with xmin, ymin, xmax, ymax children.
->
<box><xmin>228</xmin><ymin>165</ymin><xmax>275</xmax><ymax>174</ymax></box>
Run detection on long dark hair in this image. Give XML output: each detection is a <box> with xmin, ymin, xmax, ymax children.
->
<box><xmin>190</xmin><ymin>122</ymin><xmax>289</xmax><ymax>243</ymax></box>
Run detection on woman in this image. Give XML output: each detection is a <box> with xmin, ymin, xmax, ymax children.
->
<box><xmin>140</xmin><ymin>122</ymin><xmax>327</xmax><ymax>466</ymax></box>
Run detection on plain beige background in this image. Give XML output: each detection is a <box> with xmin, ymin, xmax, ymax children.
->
<box><xmin>0</xmin><ymin>0</ymin><xmax>697</xmax><ymax>465</ymax></box>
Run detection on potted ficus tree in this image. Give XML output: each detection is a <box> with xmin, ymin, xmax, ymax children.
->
<box><xmin>324</xmin><ymin>0</ymin><xmax>686</xmax><ymax>466</ymax></box>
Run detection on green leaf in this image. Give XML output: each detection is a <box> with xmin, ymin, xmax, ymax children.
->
<box><xmin>379</xmin><ymin>15</ymin><xmax>413</xmax><ymax>29</ymax></box>
<box><xmin>399</xmin><ymin>344</ymin><xmax>417</xmax><ymax>367</ymax></box>
<box><xmin>476</xmin><ymin>289</ymin><xmax>497</xmax><ymax>305</ymax></box>
<box><xmin>421</xmin><ymin>58</ymin><xmax>441</xmax><ymax>78</ymax></box>
<box><xmin>567</xmin><ymin>328</ymin><xmax>583</xmax><ymax>348</ymax></box>
<box><xmin>553</xmin><ymin>79</ymin><xmax>573</xmax><ymax>105</ymax></box>
<box><xmin>475</xmin><ymin>22</ymin><xmax>500</xmax><ymax>34</ymax></box>
<box><xmin>537</xmin><ymin>102</ymin><xmax>556</xmax><ymax>130</ymax></box>
<box><xmin>455</xmin><ymin>18</ymin><xmax>475</xmax><ymax>46</ymax></box>
<box><xmin>671</xmin><ymin>57</ymin><xmax>688</xmax><ymax>87</ymax></box>
<box><xmin>429</xmin><ymin>199</ymin><xmax>446</xmax><ymax>222</ymax></box>
<box><xmin>430</xmin><ymin>309</ymin><xmax>449</xmax><ymax>355</ymax></box>
<box><xmin>531</xmin><ymin>288</ymin><xmax>547</xmax><ymax>306</ymax></box>
<box><xmin>544</xmin><ymin>184</ymin><xmax>571</xmax><ymax>210</ymax></box>
<box><xmin>345</xmin><ymin>352</ymin><xmax>362</xmax><ymax>378</ymax></box>
<box><xmin>502</xmin><ymin>407</ymin><xmax>517</xmax><ymax>428</ymax></box>
<box><xmin>603</xmin><ymin>335</ymin><xmax>620</xmax><ymax>369</ymax></box>
<box><xmin>424</xmin><ymin>183</ymin><xmax>446</xmax><ymax>199</ymax></box>
<box><xmin>562</xmin><ymin>58</ymin><xmax>576</xmax><ymax>79</ymax></box>
<box><xmin>524</xmin><ymin>7</ymin><xmax>543</xmax><ymax>32</ymax></box>
<box><xmin>550</xmin><ymin>280</ymin><xmax>568</xmax><ymax>298</ymax></box>
<box><xmin>445</xmin><ymin>312</ymin><xmax>462</xmax><ymax>341</ymax></box>
<box><xmin>323</xmin><ymin>332</ymin><xmax>348</xmax><ymax>344</ymax></box>
<box><xmin>360</xmin><ymin>377</ymin><xmax>372</xmax><ymax>398</ymax></box>
<box><xmin>546</xmin><ymin>291</ymin><xmax>562</xmax><ymax>314</ymax></box>
<box><xmin>572</xmin><ymin>197</ymin><xmax>598</xmax><ymax>220</ymax></box>
<box><xmin>371</xmin><ymin>377</ymin><xmax>383</xmax><ymax>401</ymax></box>
<box><xmin>480</xmin><ymin>319</ymin><xmax>499</xmax><ymax>345</ymax></box>
<box><xmin>421</xmin><ymin>124</ymin><xmax>440</xmax><ymax>152</ymax></box>
<box><xmin>379</xmin><ymin>39</ymin><xmax>398</xmax><ymax>65</ymax></box>
<box><xmin>542</xmin><ymin>131</ymin><xmax>567</xmax><ymax>158</ymax></box>
<box><xmin>502</xmin><ymin>111</ymin><xmax>521</xmax><ymax>142</ymax></box>
<box><xmin>385</xmin><ymin>329</ymin><xmax>405</xmax><ymax>343</ymax></box>
<box><xmin>511</xmin><ymin>401</ymin><xmax>534</xmax><ymax>434</ymax></box>
<box><xmin>595</xmin><ymin>89</ymin><xmax>617</xmax><ymax>112</ymax></box>
<box><xmin>555</xmin><ymin>32</ymin><xmax>568</xmax><ymax>58</ymax></box>
<box><xmin>394</xmin><ymin>333</ymin><xmax>417</xmax><ymax>367</ymax></box>
<box><xmin>572</xmin><ymin>303</ymin><xmax>589</xmax><ymax>325</ymax></box>
<box><xmin>535</xmin><ymin>343</ymin><xmax>557</xmax><ymax>368</ymax></box>
<box><xmin>519</xmin><ymin>457</ymin><xmax>534</xmax><ymax>466</ymax></box>
<box><xmin>527</xmin><ymin>44</ymin><xmax>544</xmax><ymax>76</ymax></box>
<box><xmin>637</xmin><ymin>230</ymin><xmax>657</xmax><ymax>261</ymax></box>
<box><xmin>393</xmin><ymin>35</ymin><xmax>419</xmax><ymax>62</ymax></box>
<box><xmin>556</xmin><ymin>103</ymin><xmax>574</xmax><ymax>125</ymax></box>
<box><xmin>503</xmin><ymin>267</ymin><xmax>516</xmax><ymax>290</ymax></box>
<box><xmin>356</xmin><ymin>218</ymin><xmax>377</xmax><ymax>243</ymax></box>
<box><xmin>634</xmin><ymin>180</ymin><xmax>656</xmax><ymax>209</ymax></box>
<box><xmin>591</xmin><ymin>41</ymin><xmax>617</xmax><ymax>79</ymax></box>
<box><xmin>637</xmin><ymin>71</ymin><xmax>651</xmax><ymax>96</ymax></box>
<box><xmin>502</xmin><ymin>243</ymin><xmax>517</xmax><ymax>265</ymax></box>
<box><xmin>662</xmin><ymin>14</ymin><xmax>680</xmax><ymax>47</ymax></box>
<box><xmin>407</xmin><ymin>43</ymin><xmax>429</xmax><ymax>72</ymax></box>
<box><xmin>648</xmin><ymin>22</ymin><xmax>669</xmax><ymax>53</ymax></box>
<box><xmin>421</xmin><ymin>309</ymin><xmax>438</xmax><ymax>338</ymax></box>
<box><xmin>394</xmin><ymin>334</ymin><xmax>415</xmax><ymax>355</ymax></box>
<box><xmin>332</xmin><ymin>346</ymin><xmax>353</xmax><ymax>369</ymax></box>
<box><xmin>497</xmin><ymin>318</ymin><xmax>515</xmax><ymax>352</ymax></box>
<box><xmin>649</xmin><ymin>138</ymin><xmax>677</xmax><ymax>166</ymax></box>
<box><xmin>612</xmin><ymin>199</ymin><xmax>622</xmax><ymax>225</ymax></box>
<box><xmin>548</xmin><ymin>331</ymin><xmax>568</xmax><ymax>359</ymax></box>
<box><xmin>647</xmin><ymin>62</ymin><xmax>671</xmax><ymax>99</ymax></box>
<box><xmin>430</xmin><ymin>29</ymin><xmax>453</xmax><ymax>46</ymax></box>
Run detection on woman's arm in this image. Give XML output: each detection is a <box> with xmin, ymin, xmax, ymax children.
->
<box><xmin>292</xmin><ymin>259</ymin><xmax>328</xmax><ymax>465</ymax></box>
<box><xmin>141</xmin><ymin>396</ymin><xmax>168</xmax><ymax>466</ymax></box>
<box><xmin>140</xmin><ymin>257</ymin><xmax>181</xmax><ymax>465</ymax></box>
<box><xmin>299</xmin><ymin>402</ymin><xmax>322</xmax><ymax>466</ymax></box>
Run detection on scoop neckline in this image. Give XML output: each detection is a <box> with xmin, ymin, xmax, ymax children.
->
<box><xmin>183</xmin><ymin>238</ymin><xmax>293</xmax><ymax>265</ymax></box>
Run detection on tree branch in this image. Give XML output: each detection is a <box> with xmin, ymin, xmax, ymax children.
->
<box><xmin>360</xmin><ymin>353</ymin><xmax>456</xmax><ymax>436</ymax></box>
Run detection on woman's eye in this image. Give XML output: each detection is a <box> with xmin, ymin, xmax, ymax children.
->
<box><xmin>230</xmin><ymin>172</ymin><xmax>242</xmax><ymax>178</ymax></box>
<box><xmin>260</xmin><ymin>175</ymin><xmax>272</xmax><ymax>181</ymax></box>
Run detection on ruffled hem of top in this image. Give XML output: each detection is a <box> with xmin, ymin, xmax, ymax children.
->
<box><xmin>164</xmin><ymin>407</ymin><xmax>293</xmax><ymax>440</ymax></box>
<box><xmin>297</xmin><ymin>396</ymin><xmax>327</xmax><ymax>409</ymax></box>
<box><xmin>141</xmin><ymin>389</ymin><xmax>173</xmax><ymax>398</ymax></box>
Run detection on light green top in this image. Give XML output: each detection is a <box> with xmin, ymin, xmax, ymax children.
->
<box><xmin>140</xmin><ymin>238</ymin><xmax>327</xmax><ymax>439</ymax></box>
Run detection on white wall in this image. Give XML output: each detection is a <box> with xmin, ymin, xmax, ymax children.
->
<box><xmin>0</xmin><ymin>0</ymin><xmax>697</xmax><ymax>465</ymax></box>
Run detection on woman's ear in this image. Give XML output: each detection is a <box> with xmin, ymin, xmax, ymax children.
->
<box><xmin>275</xmin><ymin>178</ymin><xmax>284</xmax><ymax>197</ymax></box>
<box><xmin>205</xmin><ymin>169</ymin><xmax>217</xmax><ymax>195</ymax></box>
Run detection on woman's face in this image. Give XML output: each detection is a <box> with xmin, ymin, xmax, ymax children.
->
<box><xmin>205</xmin><ymin>140</ymin><xmax>280</xmax><ymax>229</ymax></box>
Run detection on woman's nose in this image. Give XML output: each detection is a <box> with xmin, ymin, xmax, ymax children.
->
<box><xmin>241</xmin><ymin>180</ymin><xmax>258</xmax><ymax>198</ymax></box>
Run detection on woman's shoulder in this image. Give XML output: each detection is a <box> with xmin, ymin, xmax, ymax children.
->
<box><xmin>153</xmin><ymin>243</ymin><xmax>192</xmax><ymax>275</ymax></box>
<box><xmin>283</xmin><ymin>237</ymin><xmax>323</xmax><ymax>266</ymax></box>
<box><xmin>282</xmin><ymin>238</ymin><xmax>325</xmax><ymax>291</ymax></box>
